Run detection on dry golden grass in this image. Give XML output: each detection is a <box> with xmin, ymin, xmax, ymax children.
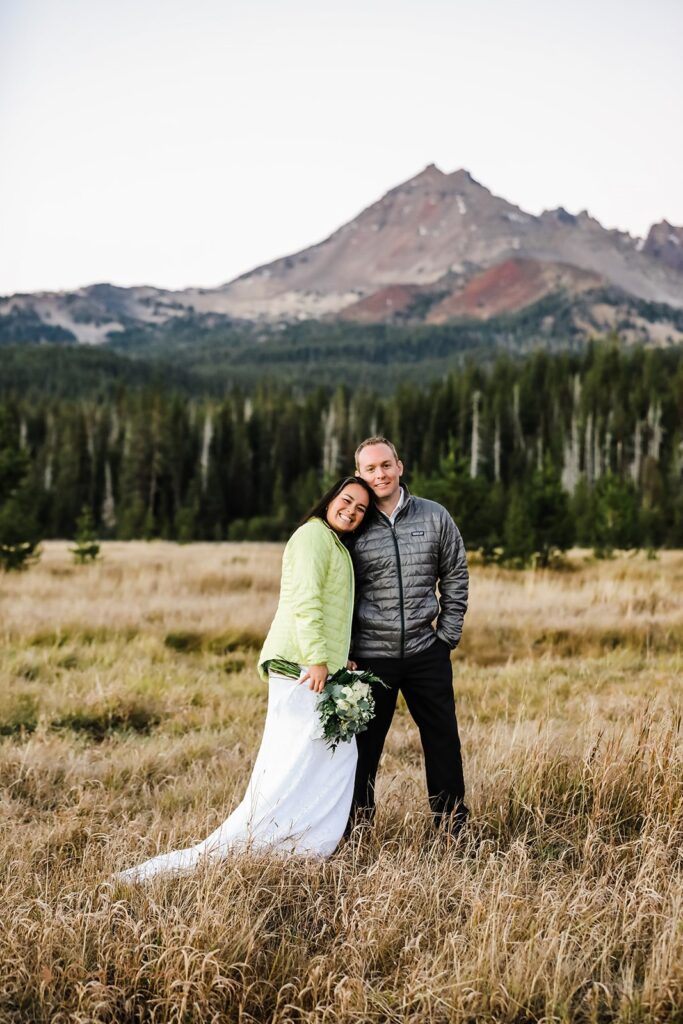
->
<box><xmin>1</xmin><ymin>543</ymin><xmax>682</xmax><ymax>1023</ymax></box>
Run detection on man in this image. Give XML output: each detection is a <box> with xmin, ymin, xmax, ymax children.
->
<box><xmin>348</xmin><ymin>435</ymin><xmax>469</xmax><ymax>834</ymax></box>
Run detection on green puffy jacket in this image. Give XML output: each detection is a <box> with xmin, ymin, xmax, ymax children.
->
<box><xmin>257</xmin><ymin>518</ymin><xmax>355</xmax><ymax>681</ymax></box>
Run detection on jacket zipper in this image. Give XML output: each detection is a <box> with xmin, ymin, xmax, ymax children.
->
<box><xmin>330</xmin><ymin>528</ymin><xmax>355</xmax><ymax>662</ymax></box>
<box><xmin>344</xmin><ymin>544</ymin><xmax>354</xmax><ymax>661</ymax></box>
<box><xmin>390</xmin><ymin>525</ymin><xmax>405</xmax><ymax>658</ymax></box>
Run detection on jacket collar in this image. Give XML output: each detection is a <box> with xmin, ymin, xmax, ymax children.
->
<box><xmin>314</xmin><ymin>515</ymin><xmax>353</xmax><ymax>554</ymax></box>
<box><xmin>372</xmin><ymin>483</ymin><xmax>413</xmax><ymax>525</ymax></box>
<box><xmin>393</xmin><ymin>483</ymin><xmax>412</xmax><ymax>519</ymax></box>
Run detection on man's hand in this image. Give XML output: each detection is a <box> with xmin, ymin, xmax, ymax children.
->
<box><xmin>347</xmin><ymin>659</ymin><xmax>358</xmax><ymax>671</ymax></box>
<box><xmin>299</xmin><ymin>664</ymin><xmax>329</xmax><ymax>693</ymax></box>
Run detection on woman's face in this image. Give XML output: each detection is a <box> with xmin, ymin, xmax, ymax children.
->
<box><xmin>326</xmin><ymin>482</ymin><xmax>369</xmax><ymax>534</ymax></box>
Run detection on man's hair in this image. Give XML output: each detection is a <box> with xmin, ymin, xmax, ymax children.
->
<box><xmin>354</xmin><ymin>436</ymin><xmax>400</xmax><ymax>469</ymax></box>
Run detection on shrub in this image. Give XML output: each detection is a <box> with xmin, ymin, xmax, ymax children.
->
<box><xmin>70</xmin><ymin>505</ymin><xmax>100</xmax><ymax>564</ymax></box>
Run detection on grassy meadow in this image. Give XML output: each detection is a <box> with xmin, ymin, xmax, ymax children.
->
<box><xmin>1</xmin><ymin>542</ymin><xmax>682</xmax><ymax>1023</ymax></box>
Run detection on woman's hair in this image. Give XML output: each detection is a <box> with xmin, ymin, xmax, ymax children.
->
<box><xmin>300</xmin><ymin>475</ymin><xmax>374</xmax><ymax>536</ymax></box>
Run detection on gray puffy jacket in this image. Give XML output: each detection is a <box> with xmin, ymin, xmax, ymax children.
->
<box><xmin>350</xmin><ymin>487</ymin><xmax>468</xmax><ymax>659</ymax></box>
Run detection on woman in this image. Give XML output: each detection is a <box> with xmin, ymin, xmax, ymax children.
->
<box><xmin>115</xmin><ymin>476</ymin><xmax>373</xmax><ymax>882</ymax></box>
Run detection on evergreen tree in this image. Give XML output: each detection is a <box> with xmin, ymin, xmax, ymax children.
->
<box><xmin>503</xmin><ymin>487</ymin><xmax>533</xmax><ymax>566</ymax></box>
<box><xmin>411</xmin><ymin>451</ymin><xmax>498</xmax><ymax>552</ymax></box>
<box><xmin>592</xmin><ymin>473</ymin><xmax>640</xmax><ymax>556</ymax></box>
<box><xmin>0</xmin><ymin>408</ymin><xmax>42</xmax><ymax>571</ymax></box>
<box><xmin>0</xmin><ymin>344</ymin><xmax>682</xmax><ymax>548</ymax></box>
<box><xmin>70</xmin><ymin>504</ymin><xmax>100</xmax><ymax>563</ymax></box>
<box><xmin>570</xmin><ymin>478</ymin><xmax>596</xmax><ymax>548</ymax></box>
<box><xmin>48</xmin><ymin>405</ymin><xmax>92</xmax><ymax>536</ymax></box>
<box><xmin>526</xmin><ymin>455</ymin><xmax>575</xmax><ymax>566</ymax></box>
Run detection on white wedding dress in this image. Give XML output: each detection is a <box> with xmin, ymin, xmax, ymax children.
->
<box><xmin>115</xmin><ymin>671</ymin><xmax>357</xmax><ymax>883</ymax></box>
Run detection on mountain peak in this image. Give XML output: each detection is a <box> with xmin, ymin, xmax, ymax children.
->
<box><xmin>643</xmin><ymin>220</ymin><xmax>683</xmax><ymax>272</ymax></box>
<box><xmin>403</xmin><ymin>163</ymin><xmax>446</xmax><ymax>186</ymax></box>
<box><xmin>541</xmin><ymin>207</ymin><xmax>577</xmax><ymax>224</ymax></box>
<box><xmin>398</xmin><ymin>165</ymin><xmax>482</xmax><ymax>192</ymax></box>
<box><xmin>446</xmin><ymin>168</ymin><xmax>479</xmax><ymax>186</ymax></box>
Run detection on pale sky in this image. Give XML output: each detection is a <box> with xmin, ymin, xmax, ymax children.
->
<box><xmin>1</xmin><ymin>0</ymin><xmax>681</xmax><ymax>296</ymax></box>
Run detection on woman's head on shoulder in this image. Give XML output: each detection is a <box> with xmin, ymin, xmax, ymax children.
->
<box><xmin>302</xmin><ymin>476</ymin><xmax>374</xmax><ymax>538</ymax></box>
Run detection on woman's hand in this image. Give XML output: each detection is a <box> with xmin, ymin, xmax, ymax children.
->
<box><xmin>347</xmin><ymin>659</ymin><xmax>358</xmax><ymax>671</ymax></box>
<box><xmin>299</xmin><ymin>664</ymin><xmax>329</xmax><ymax>693</ymax></box>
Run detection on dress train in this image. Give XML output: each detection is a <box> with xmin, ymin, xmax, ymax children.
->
<box><xmin>115</xmin><ymin>671</ymin><xmax>357</xmax><ymax>882</ymax></box>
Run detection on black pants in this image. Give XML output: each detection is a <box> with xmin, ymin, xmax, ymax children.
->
<box><xmin>350</xmin><ymin>637</ymin><xmax>468</xmax><ymax>832</ymax></box>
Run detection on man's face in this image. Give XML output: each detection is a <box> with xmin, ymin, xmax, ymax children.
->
<box><xmin>356</xmin><ymin>443</ymin><xmax>404</xmax><ymax>502</ymax></box>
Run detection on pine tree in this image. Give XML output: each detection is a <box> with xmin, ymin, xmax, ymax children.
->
<box><xmin>503</xmin><ymin>487</ymin><xmax>533</xmax><ymax>566</ymax></box>
<box><xmin>591</xmin><ymin>473</ymin><xmax>640</xmax><ymax>556</ymax></box>
<box><xmin>70</xmin><ymin>504</ymin><xmax>100</xmax><ymax>564</ymax></box>
<box><xmin>570</xmin><ymin>477</ymin><xmax>596</xmax><ymax>547</ymax></box>
<box><xmin>0</xmin><ymin>408</ymin><xmax>42</xmax><ymax>571</ymax></box>
<box><xmin>411</xmin><ymin>451</ymin><xmax>496</xmax><ymax>552</ymax></box>
<box><xmin>527</xmin><ymin>455</ymin><xmax>575</xmax><ymax>566</ymax></box>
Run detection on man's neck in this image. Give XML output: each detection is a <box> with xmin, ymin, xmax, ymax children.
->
<box><xmin>377</xmin><ymin>487</ymin><xmax>402</xmax><ymax>517</ymax></box>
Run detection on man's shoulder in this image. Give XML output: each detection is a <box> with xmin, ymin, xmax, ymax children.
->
<box><xmin>350</xmin><ymin>512</ymin><xmax>386</xmax><ymax>545</ymax></box>
<box><xmin>408</xmin><ymin>494</ymin><xmax>445</xmax><ymax>514</ymax></box>
<box><xmin>404</xmin><ymin>494</ymin><xmax>456</xmax><ymax>525</ymax></box>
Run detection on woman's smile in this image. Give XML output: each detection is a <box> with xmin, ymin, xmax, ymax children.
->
<box><xmin>326</xmin><ymin>483</ymin><xmax>369</xmax><ymax>534</ymax></box>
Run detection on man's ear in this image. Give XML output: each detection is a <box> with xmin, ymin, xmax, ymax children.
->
<box><xmin>355</xmin><ymin>470</ymin><xmax>360</xmax><ymax>478</ymax></box>
<box><xmin>397</xmin><ymin>460</ymin><xmax>404</xmax><ymax>477</ymax></box>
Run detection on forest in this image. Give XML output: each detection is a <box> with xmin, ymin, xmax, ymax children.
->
<box><xmin>5</xmin><ymin>288</ymin><xmax>683</xmax><ymax>394</ymax></box>
<box><xmin>1</xmin><ymin>341</ymin><xmax>682</xmax><ymax>561</ymax></box>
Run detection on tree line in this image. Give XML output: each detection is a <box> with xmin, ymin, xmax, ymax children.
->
<box><xmin>1</xmin><ymin>343</ymin><xmax>682</xmax><ymax>566</ymax></box>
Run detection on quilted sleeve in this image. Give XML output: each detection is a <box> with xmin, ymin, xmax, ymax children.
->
<box><xmin>435</xmin><ymin>511</ymin><xmax>469</xmax><ymax>648</ymax></box>
<box><xmin>286</xmin><ymin>522</ymin><xmax>332</xmax><ymax>665</ymax></box>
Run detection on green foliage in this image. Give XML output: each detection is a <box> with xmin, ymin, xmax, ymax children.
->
<box><xmin>0</xmin><ymin>692</ymin><xmax>39</xmax><ymax>736</ymax></box>
<box><xmin>0</xmin><ymin>344</ymin><xmax>197</xmax><ymax>400</ymax></box>
<box><xmin>526</xmin><ymin>456</ymin><xmax>575</xmax><ymax>567</ymax></box>
<box><xmin>164</xmin><ymin>631</ymin><xmax>203</xmax><ymax>653</ymax></box>
<box><xmin>412</xmin><ymin>453</ymin><xmax>501</xmax><ymax>553</ymax></box>
<box><xmin>0</xmin><ymin>344</ymin><xmax>681</xmax><ymax>554</ymax></box>
<box><xmin>227</xmin><ymin>515</ymin><xmax>290</xmax><ymax>541</ymax></box>
<box><xmin>0</xmin><ymin>408</ymin><xmax>42</xmax><ymax>571</ymax></box>
<box><xmin>593</xmin><ymin>474</ymin><xmax>640</xmax><ymax>557</ymax></box>
<box><xmin>70</xmin><ymin>505</ymin><xmax>100</xmax><ymax>564</ymax></box>
<box><xmin>51</xmin><ymin>699</ymin><xmax>161</xmax><ymax>740</ymax></box>
<box><xmin>0</xmin><ymin>306</ymin><xmax>76</xmax><ymax>345</ymax></box>
<box><xmin>0</xmin><ymin>538</ymin><xmax>41</xmax><ymax>572</ymax></box>
<box><xmin>503</xmin><ymin>488</ymin><xmax>534</xmax><ymax>566</ymax></box>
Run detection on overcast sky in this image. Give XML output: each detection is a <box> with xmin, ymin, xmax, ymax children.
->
<box><xmin>1</xmin><ymin>0</ymin><xmax>681</xmax><ymax>295</ymax></box>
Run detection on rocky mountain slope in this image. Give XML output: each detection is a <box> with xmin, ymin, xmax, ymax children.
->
<box><xmin>2</xmin><ymin>165</ymin><xmax>682</xmax><ymax>345</ymax></box>
<box><xmin>643</xmin><ymin>221</ymin><xmax>683</xmax><ymax>273</ymax></box>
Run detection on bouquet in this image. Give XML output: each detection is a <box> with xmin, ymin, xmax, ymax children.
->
<box><xmin>266</xmin><ymin>657</ymin><xmax>387</xmax><ymax>752</ymax></box>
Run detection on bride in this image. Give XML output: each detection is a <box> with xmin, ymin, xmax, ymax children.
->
<box><xmin>115</xmin><ymin>475</ymin><xmax>373</xmax><ymax>882</ymax></box>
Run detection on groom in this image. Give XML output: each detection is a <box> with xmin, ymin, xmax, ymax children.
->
<box><xmin>348</xmin><ymin>436</ymin><xmax>469</xmax><ymax>834</ymax></box>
